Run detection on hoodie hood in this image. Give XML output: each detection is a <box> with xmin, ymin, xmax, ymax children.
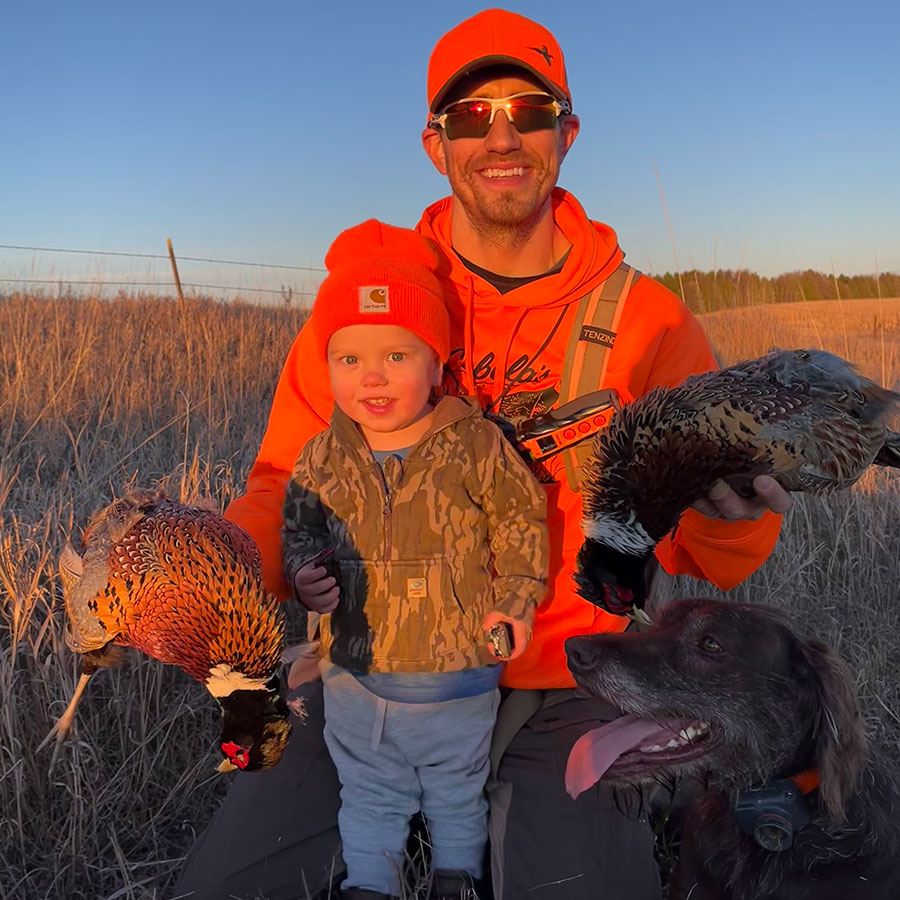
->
<box><xmin>416</xmin><ymin>187</ymin><xmax>624</xmax><ymax>310</ymax></box>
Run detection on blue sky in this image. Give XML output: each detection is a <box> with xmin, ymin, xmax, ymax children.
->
<box><xmin>2</xmin><ymin>0</ymin><xmax>898</xmax><ymax>301</ymax></box>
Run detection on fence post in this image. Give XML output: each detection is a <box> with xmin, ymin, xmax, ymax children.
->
<box><xmin>166</xmin><ymin>237</ymin><xmax>192</xmax><ymax>379</ymax></box>
<box><xmin>166</xmin><ymin>237</ymin><xmax>185</xmax><ymax>304</ymax></box>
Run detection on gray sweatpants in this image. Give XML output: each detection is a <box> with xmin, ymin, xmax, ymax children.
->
<box><xmin>171</xmin><ymin>681</ymin><xmax>664</xmax><ymax>900</ymax></box>
<box><xmin>321</xmin><ymin>663</ymin><xmax>499</xmax><ymax>896</ymax></box>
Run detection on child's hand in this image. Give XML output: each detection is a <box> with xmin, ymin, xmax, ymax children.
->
<box><xmin>294</xmin><ymin>561</ymin><xmax>339</xmax><ymax>613</ymax></box>
<box><xmin>482</xmin><ymin>611</ymin><xmax>530</xmax><ymax>661</ymax></box>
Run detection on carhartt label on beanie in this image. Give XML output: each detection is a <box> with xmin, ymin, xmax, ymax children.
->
<box><xmin>311</xmin><ymin>219</ymin><xmax>450</xmax><ymax>361</ymax></box>
<box><xmin>359</xmin><ymin>286</ymin><xmax>390</xmax><ymax>313</ymax></box>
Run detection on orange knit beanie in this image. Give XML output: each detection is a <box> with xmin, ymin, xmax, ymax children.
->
<box><xmin>311</xmin><ymin>219</ymin><xmax>450</xmax><ymax>362</ymax></box>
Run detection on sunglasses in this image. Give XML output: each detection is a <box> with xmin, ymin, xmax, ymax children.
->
<box><xmin>429</xmin><ymin>91</ymin><xmax>571</xmax><ymax>140</ymax></box>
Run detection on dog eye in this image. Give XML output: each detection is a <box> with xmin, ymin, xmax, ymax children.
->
<box><xmin>700</xmin><ymin>635</ymin><xmax>723</xmax><ymax>653</ymax></box>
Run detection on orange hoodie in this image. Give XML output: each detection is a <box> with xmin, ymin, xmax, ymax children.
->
<box><xmin>226</xmin><ymin>188</ymin><xmax>781</xmax><ymax>689</ymax></box>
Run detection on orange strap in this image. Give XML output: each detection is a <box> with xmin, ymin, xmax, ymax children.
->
<box><xmin>559</xmin><ymin>262</ymin><xmax>639</xmax><ymax>491</ymax></box>
<box><xmin>790</xmin><ymin>766</ymin><xmax>820</xmax><ymax>795</ymax></box>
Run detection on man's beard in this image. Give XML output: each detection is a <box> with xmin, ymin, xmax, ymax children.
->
<box><xmin>449</xmin><ymin>155</ymin><xmax>557</xmax><ymax>247</ymax></box>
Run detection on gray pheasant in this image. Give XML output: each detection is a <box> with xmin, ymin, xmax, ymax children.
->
<box><xmin>575</xmin><ymin>348</ymin><xmax>900</xmax><ymax>618</ymax></box>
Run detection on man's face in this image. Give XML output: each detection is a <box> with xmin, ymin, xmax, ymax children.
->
<box><xmin>422</xmin><ymin>71</ymin><xmax>579</xmax><ymax>239</ymax></box>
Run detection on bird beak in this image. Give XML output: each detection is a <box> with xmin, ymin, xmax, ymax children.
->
<box><xmin>216</xmin><ymin>758</ymin><xmax>239</xmax><ymax>773</ymax></box>
<box><xmin>628</xmin><ymin>607</ymin><xmax>654</xmax><ymax>627</ymax></box>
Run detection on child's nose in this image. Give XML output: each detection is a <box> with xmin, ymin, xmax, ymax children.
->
<box><xmin>360</xmin><ymin>367</ymin><xmax>388</xmax><ymax>386</ymax></box>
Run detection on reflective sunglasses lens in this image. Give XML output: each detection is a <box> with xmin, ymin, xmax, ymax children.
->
<box><xmin>443</xmin><ymin>100</ymin><xmax>493</xmax><ymax>140</ymax></box>
<box><xmin>507</xmin><ymin>94</ymin><xmax>560</xmax><ymax>133</ymax></box>
<box><xmin>511</xmin><ymin>109</ymin><xmax>558</xmax><ymax>134</ymax></box>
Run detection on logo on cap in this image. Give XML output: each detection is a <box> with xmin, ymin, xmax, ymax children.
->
<box><xmin>528</xmin><ymin>44</ymin><xmax>554</xmax><ymax>66</ymax></box>
<box><xmin>359</xmin><ymin>286</ymin><xmax>389</xmax><ymax>313</ymax></box>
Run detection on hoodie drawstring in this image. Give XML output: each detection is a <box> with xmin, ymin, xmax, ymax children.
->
<box><xmin>464</xmin><ymin>278</ymin><xmax>477</xmax><ymax>398</ymax></box>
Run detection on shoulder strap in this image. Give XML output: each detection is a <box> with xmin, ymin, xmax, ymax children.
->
<box><xmin>559</xmin><ymin>262</ymin><xmax>639</xmax><ymax>491</ymax></box>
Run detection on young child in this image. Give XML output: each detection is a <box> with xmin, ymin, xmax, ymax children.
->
<box><xmin>282</xmin><ymin>220</ymin><xmax>549</xmax><ymax>900</ymax></box>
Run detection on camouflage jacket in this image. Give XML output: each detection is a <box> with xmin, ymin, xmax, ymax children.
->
<box><xmin>282</xmin><ymin>396</ymin><xmax>549</xmax><ymax>673</ymax></box>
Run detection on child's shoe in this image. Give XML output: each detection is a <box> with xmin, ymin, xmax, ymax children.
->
<box><xmin>432</xmin><ymin>868</ymin><xmax>479</xmax><ymax>900</ymax></box>
<box><xmin>340</xmin><ymin>888</ymin><xmax>396</xmax><ymax>900</ymax></box>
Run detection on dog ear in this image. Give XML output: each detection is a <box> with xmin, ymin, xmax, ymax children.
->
<box><xmin>797</xmin><ymin>639</ymin><xmax>866</xmax><ymax>822</ymax></box>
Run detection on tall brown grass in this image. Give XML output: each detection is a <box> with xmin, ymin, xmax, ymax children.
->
<box><xmin>0</xmin><ymin>292</ymin><xmax>307</xmax><ymax>899</ymax></box>
<box><xmin>1</xmin><ymin>291</ymin><xmax>898</xmax><ymax>899</ymax></box>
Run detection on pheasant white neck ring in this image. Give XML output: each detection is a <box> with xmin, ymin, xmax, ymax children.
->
<box><xmin>583</xmin><ymin>515</ymin><xmax>655</xmax><ymax>557</ymax></box>
<box><xmin>206</xmin><ymin>664</ymin><xmax>270</xmax><ymax>698</ymax></box>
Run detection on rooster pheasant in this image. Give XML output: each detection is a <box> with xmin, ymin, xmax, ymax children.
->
<box><xmin>39</xmin><ymin>490</ymin><xmax>291</xmax><ymax>772</ymax></box>
<box><xmin>576</xmin><ymin>348</ymin><xmax>900</xmax><ymax>618</ymax></box>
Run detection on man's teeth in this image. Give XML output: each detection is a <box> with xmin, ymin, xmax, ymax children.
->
<box><xmin>482</xmin><ymin>167</ymin><xmax>524</xmax><ymax>178</ymax></box>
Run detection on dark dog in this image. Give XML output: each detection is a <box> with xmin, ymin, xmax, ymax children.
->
<box><xmin>565</xmin><ymin>598</ymin><xmax>900</xmax><ymax>899</ymax></box>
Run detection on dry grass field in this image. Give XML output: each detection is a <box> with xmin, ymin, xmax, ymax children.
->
<box><xmin>1</xmin><ymin>291</ymin><xmax>899</xmax><ymax>900</ymax></box>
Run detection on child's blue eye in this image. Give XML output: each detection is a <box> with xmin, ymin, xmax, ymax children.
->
<box><xmin>342</xmin><ymin>355</ymin><xmax>358</xmax><ymax>365</ymax></box>
<box><xmin>389</xmin><ymin>352</ymin><xmax>405</xmax><ymax>362</ymax></box>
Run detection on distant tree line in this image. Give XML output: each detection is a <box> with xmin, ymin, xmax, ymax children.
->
<box><xmin>651</xmin><ymin>269</ymin><xmax>900</xmax><ymax>314</ymax></box>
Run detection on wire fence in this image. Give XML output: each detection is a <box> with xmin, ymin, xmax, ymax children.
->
<box><xmin>0</xmin><ymin>242</ymin><xmax>328</xmax><ymax>305</ymax></box>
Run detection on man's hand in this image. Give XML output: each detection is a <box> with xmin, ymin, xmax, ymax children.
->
<box><xmin>483</xmin><ymin>610</ymin><xmax>530</xmax><ymax>661</ymax></box>
<box><xmin>691</xmin><ymin>475</ymin><xmax>793</xmax><ymax>521</ymax></box>
<box><xmin>294</xmin><ymin>563</ymin><xmax>339</xmax><ymax>613</ymax></box>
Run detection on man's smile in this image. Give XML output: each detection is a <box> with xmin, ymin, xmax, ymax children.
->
<box><xmin>480</xmin><ymin>166</ymin><xmax>526</xmax><ymax>179</ymax></box>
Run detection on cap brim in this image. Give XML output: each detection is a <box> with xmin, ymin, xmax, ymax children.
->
<box><xmin>429</xmin><ymin>55</ymin><xmax>570</xmax><ymax>113</ymax></box>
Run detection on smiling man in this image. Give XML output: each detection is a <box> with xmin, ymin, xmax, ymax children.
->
<box><xmin>173</xmin><ymin>10</ymin><xmax>790</xmax><ymax>900</ymax></box>
<box><xmin>424</xmin><ymin>75</ymin><xmax>576</xmax><ymax>255</ymax></box>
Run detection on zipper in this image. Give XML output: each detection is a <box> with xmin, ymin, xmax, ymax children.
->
<box><xmin>377</xmin><ymin>464</ymin><xmax>392</xmax><ymax>558</ymax></box>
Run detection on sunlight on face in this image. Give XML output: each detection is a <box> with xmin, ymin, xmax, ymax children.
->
<box><xmin>427</xmin><ymin>70</ymin><xmax>578</xmax><ymax>239</ymax></box>
<box><xmin>326</xmin><ymin>324</ymin><xmax>443</xmax><ymax>450</ymax></box>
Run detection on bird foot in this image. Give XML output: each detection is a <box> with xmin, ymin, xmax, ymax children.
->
<box><xmin>37</xmin><ymin>671</ymin><xmax>93</xmax><ymax>771</ymax></box>
<box><xmin>37</xmin><ymin>711</ymin><xmax>77</xmax><ymax>774</ymax></box>
<box><xmin>36</xmin><ymin>714</ymin><xmax>74</xmax><ymax>753</ymax></box>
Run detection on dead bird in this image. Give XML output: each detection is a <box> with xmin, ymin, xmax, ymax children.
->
<box><xmin>39</xmin><ymin>489</ymin><xmax>291</xmax><ymax>772</ymax></box>
<box><xmin>575</xmin><ymin>348</ymin><xmax>900</xmax><ymax>619</ymax></box>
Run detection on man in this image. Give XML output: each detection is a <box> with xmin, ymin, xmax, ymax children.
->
<box><xmin>173</xmin><ymin>10</ymin><xmax>790</xmax><ymax>900</ymax></box>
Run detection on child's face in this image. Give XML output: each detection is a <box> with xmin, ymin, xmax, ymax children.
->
<box><xmin>327</xmin><ymin>324</ymin><xmax>443</xmax><ymax>444</ymax></box>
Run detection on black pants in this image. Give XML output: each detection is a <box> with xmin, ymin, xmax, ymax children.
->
<box><xmin>488</xmin><ymin>691</ymin><xmax>661</xmax><ymax>899</ymax></box>
<box><xmin>171</xmin><ymin>680</ymin><xmax>343</xmax><ymax>900</ymax></box>
<box><xmin>172</xmin><ymin>686</ymin><xmax>661</xmax><ymax>900</ymax></box>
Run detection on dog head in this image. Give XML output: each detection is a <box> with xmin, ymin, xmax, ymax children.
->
<box><xmin>565</xmin><ymin>598</ymin><xmax>865</xmax><ymax>822</ymax></box>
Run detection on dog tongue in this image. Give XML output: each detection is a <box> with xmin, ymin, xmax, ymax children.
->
<box><xmin>565</xmin><ymin>714</ymin><xmax>678</xmax><ymax>798</ymax></box>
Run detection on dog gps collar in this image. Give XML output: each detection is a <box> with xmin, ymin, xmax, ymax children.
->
<box><xmin>735</xmin><ymin>767</ymin><xmax>820</xmax><ymax>851</ymax></box>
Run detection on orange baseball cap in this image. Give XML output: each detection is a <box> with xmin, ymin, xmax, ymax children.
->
<box><xmin>428</xmin><ymin>9</ymin><xmax>571</xmax><ymax>114</ymax></box>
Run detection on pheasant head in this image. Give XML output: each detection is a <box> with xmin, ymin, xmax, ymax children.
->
<box><xmin>213</xmin><ymin>671</ymin><xmax>291</xmax><ymax>772</ymax></box>
<box><xmin>574</xmin><ymin>530</ymin><xmax>653</xmax><ymax>619</ymax></box>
